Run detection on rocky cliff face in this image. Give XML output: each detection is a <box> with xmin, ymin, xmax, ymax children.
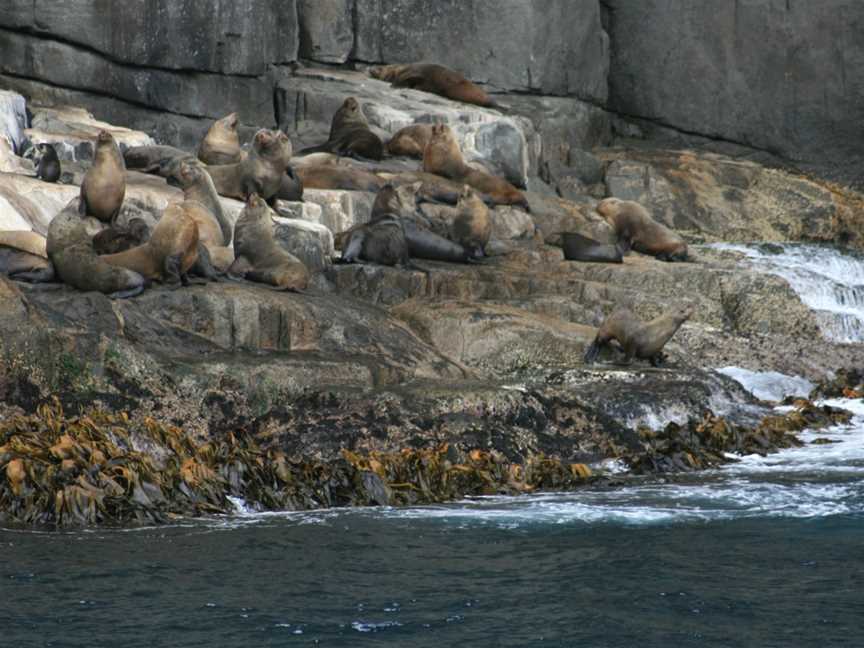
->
<box><xmin>2</xmin><ymin>1</ymin><xmax>860</xmax><ymax>184</ymax></box>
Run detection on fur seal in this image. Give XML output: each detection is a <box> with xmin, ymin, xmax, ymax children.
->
<box><xmin>561</xmin><ymin>232</ymin><xmax>623</xmax><ymax>264</ymax></box>
<box><xmin>340</xmin><ymin>215</ymin><xmax>411</xmax><ymax>267</ymax></box>
<box><xmin>296</xmin><ymin>165</ymin><xmax>385</xmax><ymax>192</ymax></box>
<box><xmin>364</xmin><ymin>184</ymin><xmax>480</xmax><ymax>264</ymax></box>
<box><xmin>47</xmin><ymin>199</ymin><xmax>145</xmax><ymax>298</ymax></box>
<box><xmin>100</xmin><ymin>203</ymin><xmax>204</xmax><ymax>285</ymax></box>
<box><xmin>31</xmin><ymin>143</ymin><xmax>61</xmax><ymax>183</ymax></box>
<box><xmin>198</xmin><ymin>112</ymin><xmax>242</xmax><ymax>166</ymax></box>
<box><xmin>229</xmin><ymin>193</ymin><xmax>310</xmax><ymax>291</ymax></box>
<box><xmin>92</xmin><ymin>219</ymin><xmax>151</xmax><ymax>255</ymax></box>
<box><xmin>423</xmin><ymin>124</ymin><xmax>528</xmax><ymax>210</ymax></box>
<box><xmin>583</xmin><ymin>305</ymin><xmax>694</xmax><ymax>366</ymax></box>
<box><xmin>168</xmin><ymin>159</ymin><xmax>233</xmax><ymax>245</ymax></box>
<box><xmin>370</xmin><ymin>63</ymin><xmax>499</xmax><ymax>109</ymax></box>
<box><xmin>298</xmin><ymin>97</ymin><xmax>384</xmax><ymax>161</ymax></box>
<box><xmin>79</xmin><ymin>131</ymin><xmax>126</xmax><ymax>222</ymax></box>
<box><xmin>207</xmin><ymin>129</ymin><xmax>291</xmax><ymax>204</ymax></box>
<box><xmin>450</xmin><ymin>185</ymin><xmax>491</xmax><ymax>258</ymax></box>
<box><xmin>381</xmin><ymin>171</ymin><xmax>496</xmax><ymax>207</ymax></box>
<box><xmin>0</xmin><ymin>231</ymin><xmax>55</xmax><ymax>282</ymax></box>
<box><xmin>596</xmin><ymin>198</ymin><xmax>688</xmax><ymax>262</ymax></box>
<box><xmin>386</xmin><ymin>124</ymin><xmax>434</xmax><ymax>159</ymax></box>
<box><xmin>124</xmin><ymin>145</ymin><xmax>192</xmax><ymax>177</ymax></box>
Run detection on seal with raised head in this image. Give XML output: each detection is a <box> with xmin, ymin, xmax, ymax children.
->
<box><xmin>207</xmin><ymin>129</ymin><xmax>291</xmax><ymax>205</ymax></box>
<box><xmin>596</xmin><ymin>198</ymin><xmax>688</xmax><ymax>262</ymax></box>
<box><xmin>583</xmin><ymin>304</ymin><xmax>694</xmax><ymax>366</ymax></box>
<box><xmin>198</xmin><ymin>112</ymin><xmax>241</xmax><ymax>166</ymax></box>
<box><xmin>100</xmin><ymin>202</ymin><xmax>205</xmax><ymax>285</ymax></box>
<box><xmin>386</xmin><ymin>124</ymin><xmax>434</xmax><ymax>159</ymax></box>
<box><xmin>47</xmin><ymin>198</ymin><xmax>145</xmax><ymax>298</ymax></box>
<box><xmin>229</xmin><ymin>193</ymin><xmax>310</xmax><ymax>291</ymax></box>
<box><xmin>298</xmin><ymin>97</ymin><xmax>384</xmax><ymax>161</ymax></box>
<box><xmin>79</xmin><ymin>130</ymin><xmax>126</xmax><ymax>222</ymax></box>
<box><xmin>0</xmin><ymin>230</ymin><xmax>55</xmax><ymax>282</ymax></box>
<box><xmin>561</xmin><ymin>232</ymin><xmax>623</xmax><ymax>264</ymax></box>
<box><xmin>450</xmin><ymin>185</ymin><xmax>491</xmax><ymax>258</ymax></box>
<box><xmin>370</xmin><ymin>64</ymin><xmax>499</xmax><ymax>108</ymax></box>
<box><xmin>168</xmin><ymin>159</ymin><xmax>233</xmax><ymax>245</ymax></box>
<box><xmin>423</xmin><ymin>124</ymin><xmax>528</xmax><ymax>210</ymax></box>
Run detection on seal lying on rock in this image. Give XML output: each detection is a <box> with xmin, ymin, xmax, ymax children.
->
<box><xmin>0</xmin><ymin>231</ymin><xmax>55</xmax><ymax>282</ymax></box>
<box><xmin>47</xmin><ymin>199</ymin><xmax>145</xmax><ymax>298</ymax></box>
<box><xmin>423</xmin><ymin>124</ymin><xmax>528</xmax><ymax>210</ymax></box>
<box><xmin>386</xmin><ymin>124</ymin><xmax>434</xmax><ymax>159</ymax></box>
<box><xmin>198</xmin><ymin>112</ymin><xmax>241</xmax><ymax>166</ymax></box>
<box><xmin>123</xmin><ymin>144</ymin><xmax>193</xmax><ymax>177</ymax></box>
<box><xmin>297</xmin><ymin>165</ymin><xmax>385</xmax><ymax>192</ymax></box>
<box><xmin>340</xmin><ymin>215</ymin><xmax>412</xmax><ymax>267</ymax></box>
<box><xmin>583</xmin><ymin>305</ymin><xmax>694</xmax><ymax>367</ymax></box>
<box><xmin>79</xmin><ymin>131</ymin><xmax>126</xmax><ymax>222</ymax></box>
<box><xmin>298</xmin><ymin>97</ymin><xmax>384</xmax><ymax>161</ymax></box>
<box><xmin>596</xmin><ymin>198</ymin><xmax>688</xmax><ymax>262</ymax></box>
<box><xmin>370</xmin><ymin>63</ymin><xmax>499</xmax><ymax>109</ymax></box>
<box><xmin>92</xmin><ymin>219</ymin><xmax>151</xmax><ymax>255</ymax></box>
<box><xmin>561</xmin><ymin>232</ymin><xmax>623</xmax><ymax>264</ymax></box>
<box><xmin>229</xmin><ymin>193</ymin><xmax>310</xmax><ymax>291</ymax></box>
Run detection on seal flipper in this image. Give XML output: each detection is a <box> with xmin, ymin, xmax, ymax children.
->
<box><xmin>583</xmin><ymin>338</ymin><xmax>602</xmax><ymax>364</ymax></box>
<box><xmin>191</xmin><ymin>243</ymin><xmax>221</xmax><ymax>282</ymax></box>
<box><xmin>341</xmin><ymin>230</ymin><xmax>365</xmax><ymax>263</ymax></box>
<box><xmin>162</xmin><ymin>253</ymin><xmax>185</xmax><ymax>286</ymax></box>
<box><xmin>77</xmin><ymin>188</ymin><xmax>89</xmax><ymax>216</ymax></box>
<box><xmin>10</xmin><ymin>267</ymin><xmax>56</xmax><ymax>283</ymax></box>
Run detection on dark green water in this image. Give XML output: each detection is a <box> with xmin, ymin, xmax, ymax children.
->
<box><xmin>2</xmin><ymin>397</ymin><xmax>863</xmax><ymax>647</ymax></box>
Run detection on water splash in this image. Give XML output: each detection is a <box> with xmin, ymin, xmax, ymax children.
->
<box><xmin>712</xmin><ymin>243</ymin><xmax>864</xmax><ymax>343</ymax></box>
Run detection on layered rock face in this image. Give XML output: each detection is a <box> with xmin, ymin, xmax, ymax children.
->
<box><xmin>2</xmin><ymin>1</ymin><xmax>861</xmax><ymax>182</ymax></box>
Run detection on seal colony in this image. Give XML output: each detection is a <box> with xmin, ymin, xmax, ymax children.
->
<box><xmin>1</xmin><ymin>59</ymin><xmax>697</xmax><ymax>368</ymax></box>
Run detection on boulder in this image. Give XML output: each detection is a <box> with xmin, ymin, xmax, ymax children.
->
<box><xmin>272</xmin><ymin>216</ymin><xmax>335</xmax><ymax>272</ymax></box>
<box><xmin>298</xmin><ymin>0</ymin><xmax>354</xmax><ymax>64</ymax></box>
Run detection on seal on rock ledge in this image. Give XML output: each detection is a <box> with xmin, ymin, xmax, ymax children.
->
<box><xmin>298</xmin><ymin>97</ymin><xmax>384</xmax><ymax>161</ymax></box>
<box><xmin>0</xmin><ymin>231</ymin><xmax>55</xmax><ymax>282</ymax></box>
<box><xmin>370</xmin><ymin>63</ymin><xmax>500</xmax><ymax>109</ymax></box>
<box><xmin>596</xmin><ymin>198</ymin><xmax>688</xmax><ymax>262</ymax></box>
<box><xmin>583</xmin><ymin>305</ymin><xmax>694</xmax><ymax>367</ymax></box>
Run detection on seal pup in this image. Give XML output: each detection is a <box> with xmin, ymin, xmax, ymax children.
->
<box><xmin>229</xmin><ymin>193</ymin><xmax>310</xmax><ymax>291</ymax></box>
<box><xmin>92</xmin><ymin>218</ymin><xmax>151</xmax><ymax>255</ymax></box>
<box><xmin>79</xmin><ymin>131</ymin><xmax>126</xmax><ymax>222</ymax></box>
<box><xmin>386</xmin><ymin>124</ymin><xmax>434</xmax><ymax>159</ymax></box>
<box><xmin>198</xmin><ymin>112</ymin><xmax>241</xmax><ymax>166</ymax></box>
<box><xmin>26</xmin><ymin>143</ymin><xmax>62</xmax><ymax>183</ymax></box>
<box><xmin>0</xmin><ymin>231</ymin><xmax>55</xmax><ymax>282</ymax></box>
<box><xmin>596</xmin><ymin>198</ymin><xmax>688</xmax><ymax>262</ymax></box>
<box><xmin>47</xmin><ymin>199</ymin><xmax>145</xmax><ymax>298</ymax></box>
<box><xmin>583</xmin><ymin>304</ymin><xmax>694</xmax><ymax>367</ymax></box>
<box><xmin>423</xmin><ymin>124</ymin><xmax>528</xmax><ymax>210</ymax></box>
<box><xmin>561</xmin><ymin>232</ymin><xmax>623</xmax><ymax>264</ymax></box>
<box><xmin>100</xmin><ymin>203</ymin><xmax>206</xmax><ymax>285</ymax></box>
<box><xmin>370</xmin><ymin>63</ymin><xmax>499</xmax><ymax>108</ymax></box>
<box><xmin>207</xmin><ymin>129</ymin><xmax>290</xmax><ymax>205</ymax></box>
<box><xmin>298</xmin><ymin>97</ymin><xmax>384</xmax><ymax>161</ymax></box>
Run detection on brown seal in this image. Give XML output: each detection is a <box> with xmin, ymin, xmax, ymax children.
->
<box><xmin>370</xmin><ymin>64</ymin><xmax>499</xmax><ymax>108</ymax></box>
<box><xmin>229</xmin><ymin>193</ymin><xmax>310</xmax><ymax>291</ymax></box>
<box><xmin>79</xmin><ymin>130</ymin><xmax>126</xmax><ymax>222</ymax></box>
<box><xmin>124</xmin><ymin>145</ymin><xmax>192</xmax><ymax>177</ymax></box>
<box><xmin>100</xmin><ymin>203</ymin><xmax>202</xmax><ymax>285</ymax></box>
<box><xmin>298</xmin><ymin>97</ymin><xmax>384</xmax><ymax>161</ymax></box>
<box><xmin>296</xmin><ymin>165</ymin><xmax>385</xmax><ymax>192</ymax></box>
<box><xmin>583</xmin><ymin>304</ymin><xmax>694</xmax><ymax>366</ymax></box>
<box><xmin>596</xmin><ymin>198</ymin><xmax>688</xmax><ymax>262</ymax></box>
<box><xmin>386</xmin><ymin>124</ymin><xmax>434</xmax><ymax>159</ymax></box>
<box><xmin>0</xmin><ymin>230</ymin><xmax>54</xmax><ymax>282</ymax></box>
<box><xmin>207</xmin><ymin>129</ymin><xmax>291</xmax><ymax>204</ymax></box>
<box><xmin>561</xmin><ymin>232</ymin><xmax>623</xmax><ymax>264</ymax></box>
<box><xmin>47</xmin><ymin>198</ymin><xmax>145</xmax><ymax>298</ymax></box>
<box><xmin>450</xmin><ymin>185</ymin><xmax>492</xmax><ymax>258</ymax></box>
<box><xmin>423</xmin><ymin>124</ymin><xmax>528</xmax><ymax>210</ymax></box>
<box><xmin>198</xmin><ymin>112</ymin><xmax>241</xmax><ymax>166</ymax></box>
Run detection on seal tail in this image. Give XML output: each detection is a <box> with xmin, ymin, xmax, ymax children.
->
<box><xmin>583</xmin><ymin>338</ymin><xmax>601</xmax><ymax>365</ymax></box>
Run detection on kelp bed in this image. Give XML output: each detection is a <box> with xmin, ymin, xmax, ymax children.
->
<box><xmin>0</xmin><ymin>398</ymin><xmax>852</xmax><ymax>527</ymax></box>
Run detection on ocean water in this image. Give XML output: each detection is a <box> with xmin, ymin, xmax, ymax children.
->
<box><xmin>1</xmin><ymin>395</ymin><xmax>862</xmax><ymax>647</ymax></box>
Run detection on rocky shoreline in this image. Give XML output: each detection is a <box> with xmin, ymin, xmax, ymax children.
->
<box><xmin>2</xmin><ymin>2</ymin><xmax>864</xmax><ymax>526</ymax></box>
